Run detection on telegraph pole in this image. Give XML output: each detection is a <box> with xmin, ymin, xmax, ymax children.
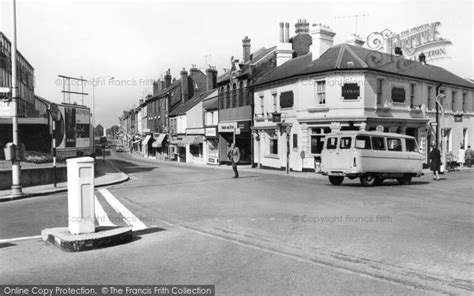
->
<box><xmin>10</xmin><ymin>0</ymin><xmax>23</xmax><ymax>197</ymax></box>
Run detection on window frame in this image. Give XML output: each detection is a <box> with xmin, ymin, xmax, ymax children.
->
<box><xmin>326</xmin><ymin>137</ymin><xmax>338</xmax><ymax>150</ymax></box>
<box><xmin>387</xmin><ymin>138</ymin><xmax>403</xmax><ymax>152</ymax></box>
<box><xmin>371</xmin><ymin>137</ymin><xmax>386</xmax><ymax>151</ymax></box>
<box><xmin>316</xmin><ymin>80</ymin><xmax>326</xmax><ymax>105</ymax></box>
<box><xmin>339</xmin><ymin>137</ymin><xmax>352</xmax><ymax>149</ymax></box>
<box><xmin>269</xmin><ymin>136</ymin><xmax>278</xmax><ymax>155</ymax></box>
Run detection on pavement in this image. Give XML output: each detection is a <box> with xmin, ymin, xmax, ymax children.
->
<box><xmin>0</xmin><ymin>159</ymin><xmax>129</xmax><ymax>202</ymax></box>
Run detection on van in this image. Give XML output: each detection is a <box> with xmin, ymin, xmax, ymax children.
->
<box><xmin>320</xmin><ymin>131</ymin><xmax>423</xmax><ymax>186</ymax></box>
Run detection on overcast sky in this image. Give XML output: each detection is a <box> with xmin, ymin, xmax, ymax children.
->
<box><xmin>0</xmin><ymin>0</ymin><xmax>472</xmax><ymax>129</ymax></box>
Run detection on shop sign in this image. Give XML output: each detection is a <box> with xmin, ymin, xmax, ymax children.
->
<box><xmin>218</xmin><ymin>122</ymin><xmax>237</xmax><ymax>132</ymax></box>
<box><xmin>454</xmin><ymin>114</ymin><xmax>463</xmax><ymax>122</ymax></box>
<box><xmin>186</xmin><ymin>128</ymin><xmax>204</xmax><ymax>135</ymax></box>
<box><xmin>341</xmin><ymin>83</ymin><xmax>360</xmax><ymax>100</ymax></box>
<box><xmin>237</xmin><ymin>121</ymin><xmax>250</xmax><ymax>132</ymax></box>
<box><xmin>205</xmin><ymin>127</ymin><xmax>217</xmax><ymax>137</ymax></box>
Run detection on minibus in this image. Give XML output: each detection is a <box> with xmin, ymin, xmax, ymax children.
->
<box><xmin>320</xmin><ymin>131</ymin><xmax>424</xmax><ymax>186</ymax></box>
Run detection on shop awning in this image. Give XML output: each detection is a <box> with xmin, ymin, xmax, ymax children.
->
<box><xmin>177</xmin><ymin>135</ymin><xmax>203</xmax><ymax>147</ymax></box>
<box><xmin>151</xmin><ymin>134</ymin><xmax>167</xmax><ymax>148</ymax></box>
<box><xmin>142</xmin><ymin>135</ymin><xmax>152</xmax><ymax>146</ymax></box>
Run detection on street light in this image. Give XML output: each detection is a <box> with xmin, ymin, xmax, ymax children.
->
<box><xmin>9</xmin><ymin>0</ymin><xmax>23</xmax><ymax>198</ymax></box>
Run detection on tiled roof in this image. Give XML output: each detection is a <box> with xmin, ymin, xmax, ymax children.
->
<box><xmin>255</xmin><ymin>43</ymin><xmax>474</xmax><ymax>89</ymax></box>
<box><xmin>202</xmin><ymin>90</ymin><xmax>219</xmax><ymax>110</ymax></box>
<box><xmin>147</xmin><ymin>79</ymin><xmax>181</xmax><ymax>102</ymax></box>
<box><xmin>169</xmin><ymin>89</ymin><xmax>216</xmax><ymax>116</ymax></box>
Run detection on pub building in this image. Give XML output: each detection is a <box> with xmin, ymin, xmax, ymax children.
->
<box><xmin>252</xmin><ymin>23</ymin><xmax>473</xmax><ymax>171</ymax></box>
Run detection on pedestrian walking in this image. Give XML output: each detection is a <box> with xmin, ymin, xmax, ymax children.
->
<box><xmin>429</xmin><ymin>143</ymin><xmax>441</xmax><ymax>181</ymax></box>
<box><xmin>227</xmin><ymin>142</ymin><xmax>240</xmax><ymax>178</ymax></box>
<box><xmin>465</xmin><ymin>145</ymin><xmax>472</xmax><ymax>168</ymax></box>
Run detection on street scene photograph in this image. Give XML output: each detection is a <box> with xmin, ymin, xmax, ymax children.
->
<box><xmin>0</xmin><ymin>0</ymin><xmax>473</xmax><ymax>295</ymax></box>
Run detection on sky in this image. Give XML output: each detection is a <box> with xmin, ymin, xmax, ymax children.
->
<box><xmin>0</xmin><ymin>0</ymin><xmax>472</xmax><ymax>129</ymax></box>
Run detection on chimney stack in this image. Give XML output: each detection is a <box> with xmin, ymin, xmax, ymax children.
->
<box><xmin>346</xmin><ymin>33</ymin><xmax>365</xmax><ymax>46</ymax></box>
<box><xmin>284</xmin><ymin>22</ymin><xmax>290</xmax><ymax>42</ymax></box>
<box><xmin>279</xmin><ymin>22</ymin><xmax>284</xmax><ymax>43</ymax></box>
<box><xmin>161</xmin><ymin>80</ymin><xmax>166</xmax><ymax>89</ymax></box>
<box><xmin>310</xmin><ymin>23</ymin><xmax>335</xmax><ymax>60</ymax></box>
<box><xmin>242</xmin><ymin>36</ymin><xmax>251</xmax><ymax>63</ymax></box>
<box><xmin>180</xmin><ymin>67</ymin><xmax>189</xmax><ymax>104</ymax></box>
<box><xmin>139</xmin><ymin>99</ymin><xmax>144</xmax><ymax>105</ymax></box>
<box><xmin>206</xmin><ymin>66</ymin><xmax>218</xmax><ymax>91</ymax></box>
<box><xmin>276</xmin><ymin>22</ymin><xmax>294</xmax><ymax>66</ymax></box>
<box><xmin>164</xmin><ymin>69</ymin><xmax>172</xmax><ymax>87</ymax></box>
<box><xmin>153</xmin><ymin>81</ymin><xmax>159</xmax><ymax>96</ymax></box>
<box><xmin>291</xmin><ymin>19</ymin><xmax>312</xmax><ymax>57</ymax></box>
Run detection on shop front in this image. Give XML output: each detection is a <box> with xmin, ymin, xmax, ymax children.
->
<box><xmin>218</xmin><ymin>121</ymin><xmax>251</xmax><ymax>164</ymax></box>
<box><xmin>184</xmin><ymin>128</ymin><xmax>205</xmax><ymax>164</ymax></box>
<box><xmin>152</xmin><ymin>133</ymin><xmax>168</xmax><ymax>160</ymax></box>
<box><xmin>204</xmin><ymin>127</ymin><xmax>219</xmax><ymax>165</ymax></box>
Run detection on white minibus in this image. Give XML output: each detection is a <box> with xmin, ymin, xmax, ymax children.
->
<box><xmin>320</xmin><ymin>131</ymin><xmax>424</xmax><ymax>186</ymax></box>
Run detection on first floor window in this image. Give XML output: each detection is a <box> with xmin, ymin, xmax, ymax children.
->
<box><xmin>269</xmin><ymin>137</ymin><xmax>278</xmax><ymax>155</ymax></box>
<box><xmin>316</xmin><ymin>80</ymin><xmax>326</xmax><ymax>105</ymax></box>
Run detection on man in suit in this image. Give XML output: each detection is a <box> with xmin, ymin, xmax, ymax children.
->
<box><xmin>228</xmin><ymin>142</ymin><xmax>240</xmax><ymax>178</ymax></box>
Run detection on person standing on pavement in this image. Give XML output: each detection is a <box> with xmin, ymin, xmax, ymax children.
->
<box><xmin>227</xmin><ymin>142</ymin><xmax>240</xmax><ymax>178</ymax></box>
<box><xmin>465</xmin><ymin>145</ymin><xmax>472</xmax><ymax>168</ymax></box>
<box><xmin>429</xmin><ymin>143</ymin><xmax>441</xmax><ymax>180</ymax></box>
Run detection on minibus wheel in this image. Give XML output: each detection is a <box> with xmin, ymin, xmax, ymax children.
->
<box><xmin>374</xmin><ymin>177</ymin><xmax>384</xmax><ymax>186</ymax></box>
<box><xmin>329</xmin><ymin>176</ymin><xmax>344</xmax><ymax>185</ymax></box>
<box><xmin>360</xmin><ymin>174</ymin><xmax>377</xmax><ymax>186</ymax></box>
<box><xmin>397</xmin><ymin>175</ymin><xmax>412</xmax><ymax>185</ymax></box>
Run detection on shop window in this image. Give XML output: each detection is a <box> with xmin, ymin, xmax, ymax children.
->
<box><xmin>387</xmin><ymin>138</ymin><xmax>402</xmax><ymax>151</ymax></box>
<box><xmin>451</xmin><ymin>90</ymin><xmax>456</xmax><ymax>111</ymax></box>
<box><xmin>316</xmin><ymin>80</ymin><xmax>326</xmax><ymax>105</ymax></box>
<box><xmin>339</xmin><ymin>137</ymin><xmax>352</xmax><ymax>149</ymax></box>
<box><xmin>280</xmin><ymin>91</ymin><xmax>294</xmax><ymax>109</ymax></box>
<box><xmin>293</xmin><ymin>134</ymin><xmax>298</xmax><ymax>148</ymax></box>
<box><xmin>269</xmin><ymin>137</ymin><xmax>278</xmax><ymax>155</ymax></box>
<box><xmin>406</xmin><ymin>138</ymin><xmax>419</xmax><ymax>152</ymax></box>
<box><xmin>462</xmin><ymin>128</ymin><xmax>468</xmax><ymax>149</ymax></box>
<box><xmin>355</xmin><ymin>135</ymin><xmax>371</xmax><ymax>149</ymax></box>
<box><xmin>392</xmin><ymin>87</ymin><xmax>406</xmax><ymax>103</ymax></box>
<box><xmin>190</xmin><ymin>144</ymin><xmax>202</xmax><ymax>157</ymax></box>
<box><xmin>273</xmin><ymin>93</ymin><xmax>278</xmax><ymax>112</ymax></box>
<box><xmin>326</xmin><ymin>137</ymin><xmax>338</xmax><ymax>149</ymax></box>
<box><xmin>372</xmin><ymin>137</ymin><xmax>386</xmax><ymax>150</ymax></box>
<box><xmin>310</xmin><ymin>127</ymin><xmax>330</xmax><ymax>154</ymax></box>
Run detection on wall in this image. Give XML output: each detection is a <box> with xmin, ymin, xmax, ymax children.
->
<box><xmin>0</xmin><ymin>166</ymin><xmax>67</xmax><ymax>190</ymax></box>
<box><xmin>187</xmin><ymin>102</ymin><xmax>203</xmax><ymax>129</ymax></box>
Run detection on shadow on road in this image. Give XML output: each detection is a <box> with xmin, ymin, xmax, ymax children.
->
<box><xmin>108</xmin><ymin>159</ymin><xmax>157</xmax><ymax>174</ymax></box>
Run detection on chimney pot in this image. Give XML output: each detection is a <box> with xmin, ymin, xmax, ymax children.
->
<box><xmin>418</xmin><ymin>52</ymin><xmax>426</xmax><ymax>64</ymax></box>
<box><xmin>279</xmin><ymin>22</ymin><xmax>284</xmax><ymax>43</ymax></box>
<box><xmin>284</xmin><ymin>22</ymin><xmax>290</xmax><ymax>42</ymax></box>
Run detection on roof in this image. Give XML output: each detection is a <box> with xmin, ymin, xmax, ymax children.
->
<box><xmin>327</xmin><ymin>130</ymin><xmax>416</xmax><ymax>139</ymax></box>
<box><xmin>34</xmin><ymin>95</ymin><xmax>53</xmax><ymax>105</ymax></box>
<box><xmin>169</xmin><ymin>89</ymin><xmax>216</xmax><ymax>116</ymax></box>
<box><xmin>255</xmin><ymin>43</ymin><xmax>474</xmax><ymax>89</ymax></box>
<box><xmin>203</xmin><ymin>95</ymin><xmax>218</xmax><ymax>110</ymax></box>
<box><xmin>217</xmin><ymin>46</ymin><xmax>277</xmax><ymax>84</ymax></box>
<box><xmin>147</xmin><ymin>79</ymin><xmax>181</xmax><ymax>102</ymax></box>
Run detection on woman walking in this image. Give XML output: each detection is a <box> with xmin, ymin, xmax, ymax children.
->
<box><xmin>429</xmin><ymin>143</ymin><xmax>441</xmax><ymax>181</ymax></box>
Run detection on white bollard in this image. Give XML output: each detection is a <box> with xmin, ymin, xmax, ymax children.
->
<box><xmin>66</xmin><ymin>157</ymin><xmax>95</xmax><ymax>234</ymax></box>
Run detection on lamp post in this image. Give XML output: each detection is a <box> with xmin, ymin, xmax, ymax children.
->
<box><xmin>10</xmin><ymin>0</ymin><xmax>23</xmax><ymax>197</ymax></box>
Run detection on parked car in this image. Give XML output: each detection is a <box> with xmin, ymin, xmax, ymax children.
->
<box><xmin>320</xmin><ymin>131</ymin><xmax>423</xmax><ymax>186</ymax></box>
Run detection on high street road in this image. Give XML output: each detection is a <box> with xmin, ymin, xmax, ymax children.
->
<box><xmin>1</xmin><ymin>150</ymin><xmax>473</xmax><ymax>295</ymax></box>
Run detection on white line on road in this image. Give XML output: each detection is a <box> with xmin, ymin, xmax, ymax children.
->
<box><xmin>94</xmin><ymin>195</ymin><xmax>116</xmax><ymax>227</ymax></box>
<box><xmin>0</xmin><ymin>235</ymin><xmax>42</xmax><ymax>243</ymax></box>
<box><xmin>98</xmin><ymin>188</ymin><xmax>147</xmax><ymax>231</ymax></box>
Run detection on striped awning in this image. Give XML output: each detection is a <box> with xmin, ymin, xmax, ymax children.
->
<box><xmin>177</xmin><ymin>135</ymin><xmax>203</xmax><ymax>147</ymax></box>
<box><xmin>151</xmin><ymin>134</ymin><xmax>167</xmax><ymax>148</ymax></box>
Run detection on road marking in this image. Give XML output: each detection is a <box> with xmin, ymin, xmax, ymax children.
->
<box><xmin>0</xmin><ymin>235</ymin><xmax>42</xmax><ymax>243</ymax></box>
<box><xmin>94</xmin><ymin>195</ymin><xmax>116</xmax><ymax>227</ymax></box>
<box><xmin>98</xmin><ymin>188</ymin><xmax>147</xmax><ymax>231</ymax></box>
